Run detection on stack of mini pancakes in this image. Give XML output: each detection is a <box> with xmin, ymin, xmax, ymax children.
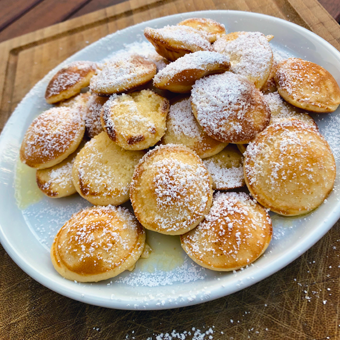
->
<box><xmin>19</xmin><ymin>18</ymin><xmax>340</xmax><ymax>282</ymax></box>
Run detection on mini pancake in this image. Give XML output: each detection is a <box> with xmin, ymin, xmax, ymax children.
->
<box><xmin>203</xmin><ymin>145</ymin><xmax>244</xmax><ymax>190</ymax></box>
<box><xmin>153</xmin><ymin>51</ymin><xmax>230</xmax><ymax>93</ymax></box>
<box><xmin>144</xmin><ymin>25</ymin><xmax>212</xmax><ymax>62</ymax></box>
<box><xmin>177</xmin><ymin>18</ymin><xmax>226</xmax><ymax>43</ymax></box>
<box><xmin>213</xmin><ymin>32</ymin><xmax>273</xmax><ymax>89</ymax></box>
<box><xmin>72</xmin><ymin>132</ymin><xmax>144</xmax><ymax>205</ymax></box>
<box><xmin>20</xmin><ymin>107</ymin><xmax>85</xmax><ymax>169</ymax></box>
<box><xmin>261</xmin><ymin>61</ymin><xmax>277</xmax><ymax>94</ymax></box>
<box><xmin>101</xmin><ymin>90</ymin><xmax>169</xmax><ymax>150</ymax></box>
<box><xmin>130</xmin><ymin>144</ymin><xmax>213</xmax><ymax>235</ymax></box>
<box><xmin>244</xmin><ymin>120</ymin><xmax>336</xmax><ymax>216</ymax></box>
<box><xmin>45</xmin><ymin>61</ymin><xmax>97</xmax><ymax>104</ymax></box>
<box><xmin>191</xmin><ymin>72</ymin><xmax>271</xmax><ymax>143</ymax></box>
<box><xmin>180</xmin><ymin>192</ymin><xmax>272</xmax><ymax>271</ymax></box>
<box><xmin>84</xmin><ymin>93</ymin><xmax>109</xmax><ymax>138</ymax></box>
<box><xmin>264</xmin><ymin>92</ymin><xmax>317</xmax><ymax>128</ymax></box>
<box><xmin>90</xmin><ymin>54</ymin><xmax>156</xmax><ymax>95</ymax></box>
<box><xmin>275</xmin><ymin>58</ymin><xmax>340</xmax><ymax>113</ymax></box>
<box><xmin>51</xmin><ymin>206</ymin><xmax>145</xmax><ymax>282</ymax></box>
<box><xmin>36</xmin><ymin>141</ymin><xmax>85</xmax><ymax>198</ymax></box>
<box><xmin>162</xmin><ymin>97</ymin><xmax>227</xmax><ymax>158</ymax></box>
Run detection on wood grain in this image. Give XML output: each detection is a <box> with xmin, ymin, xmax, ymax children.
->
<box><xmin>0</xmin><ymin>0</ymin><xmax>340</xmax><ymax>339</ymax></box>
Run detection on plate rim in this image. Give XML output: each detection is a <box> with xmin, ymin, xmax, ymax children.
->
<box><xmin>1</xmin><ymin>9</ymin><xmax>340</xmax><ymax>310</ymax></box>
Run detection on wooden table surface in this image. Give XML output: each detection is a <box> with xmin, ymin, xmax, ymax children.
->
<box><xmin>0</xmin><ymin>0</ymin><xmax>339</xmax><ymax>43</ymax></box>
<box><xmin>1</xmin><ymin>1</ymin><xmax>340</xmax><ymax>339</ymax></box>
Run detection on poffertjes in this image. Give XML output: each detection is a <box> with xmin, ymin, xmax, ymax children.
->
<box><xmin>191</xmin><ymin>72</ymin><xmax>271</xmax><ymax>143</ymax></box>
<box><xmin>20</xmin><ymin>107</ymin><xmax>85</xmax><ymax>169</ymax></box>
<box><xmin>72</xmin><ymin>132</ymin><xmax>144</xmax><ymax>206</ymax></box>
<box><xmin>162</xmin><ymin>97</ymin><xmax>227</xmax><ymax>158</ymax></box>
<box><xmin>101</xmin><ymin>90</ymin><xmax>169</xmax><ymax>150</ymax></box>
<box><xmin>244</xmin><ymin>120</ymin><xmax>336</xmax><ymax>216</ymax></box>
<box><xmin>144</xmin><ymin>25</ymin><xmax>212</xmax><ymax>61</ymax></box>
<box><xmin>130</xmin><ymin>144</ymin><xmax>213</xmax><ymax>235</ymax></box>
<box><xmin>45</xmin><ymin>61</ymin><xmax>97</xmax><ymax>104</ymax></box>
<box><xmin>153</xmin><ymin>51</ymin><xmax>230</xmax><ymax>93</ymax></box>
<box><xmin>90</xmin><ymin>54</ymin><xmax>156</xmax><ymax>95</ymax></box>
<box><xmin>181</xmin><ymin>192</ymin><xmax>272</xmax><ymax>271</ymax></box>
<box><xmin>213</xmin><ymin>32</ymin><xmax>273</xmax><ymax>89</ymax></box>
<box><xmin>51</xmin><ymin>206</ymin><xmax>145</xmax><ymax>282</ymax></box>
<box><xmin>275</xmin><ymin>58</ymin><xmax>340</xmax><ymax>113</ymax></box>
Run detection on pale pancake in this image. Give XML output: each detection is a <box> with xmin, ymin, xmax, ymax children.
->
<box><xmin>244</xmin><ymin>120</ymin><xmax>336</xmax><ymax>216</ymax></box>
<box><xmin>72</xmin><ymin>132</ymin><xmax>144</xmax><ymax>205</ymax></box>
<box><xmin>191</xmin><ymin>72</ymin><xmax>271</xmax><ymax>143</ymax></box>
<box><xmin>177</xmin><ymin>18</ymin><xmax>226</xmax><ymax>43</ymax></box>
<box><xmin>237</xmin><ymin>144</ymin><xmax>247</xmax><ymax>155</ymax></box>
<box><xmin>162</xmin><ymin>97</ymin><xmax>227</xmax><ymax>158</ymax></box>
<box><xmin>90</xmin><ymin>54</ymin><xmax>156</xmax><ymax>95</ymax></box>
<box><xmin>51</xmin><ymin>206</ymin><xmax>145</xmax><ymax>282</ymax></box>
<box><xmin>181</xmin><ymin>192</ymin><xmax>272</xmax><ymax>271</ymax></box>
<box><xmin>45</xmin><ymin>61</ymin><xmax>97</xmax><ymax>104</ymax></box>
<box><xmin>36</xmin><ymin>141</ymin><xmax>85</xmax><ymax>198</ymax></box>
<box><xmin>101</xmin><ymin>90</ymin><xmax>169</xmax><ymax>150</ymax></box>
<box><xmin>20</xmin><ymin>107</ymin><xmax>85</xmax><ymax>169</ymax></box>
<box><xmin>213</xmin><ymin>32</ymin><xmax>273</xmax><ymax>89</ymax></box>
<box><xmin>130</xmin><ymin>145</ymin><xmax>213</xmax><ymax>235</ymax></box>
<box><xmin>203</xmin><ymin>144</ymin><xmax>245</xmax><ymax>190</ymax></box>
<box><xmin>144</xmin><ymin>25</ymin><xmax>212</xmax><ymax>62</ymax></box>
<box><xmin>153</xmin><ymin>51</ymin><xmax>230</xmax><ymax>93</ymax></box>
<box><xmin>261</xmin><ymin>60</ymin><xmax>277</xmax><ymax>94</ymax></box>
<box><xmin>275</xmin><ymin>58</ymin><xmax>340</xmax><ymax>112</ymax></box>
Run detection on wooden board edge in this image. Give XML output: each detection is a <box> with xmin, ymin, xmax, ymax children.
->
<box><xmin>288</xmin><ymin>0</ymin><xmax>340</xmax><ymax>50</ymax></box>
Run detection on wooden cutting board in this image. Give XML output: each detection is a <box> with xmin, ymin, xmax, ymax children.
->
<box><xmin>1</xmin><ymin>0</ymin><xmax>340</xmax><ymax>339</ymax></box>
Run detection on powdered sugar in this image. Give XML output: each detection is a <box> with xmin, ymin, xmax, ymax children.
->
<box><xmin>145</xmin><ymin>25</ymin><xmax>212</xmax><ymax>52</ymax></box>
<box><xmin>166</xmin><ymin>98</ymin><xmax>201</xmax><ymax>139</ymax></box>
<box><xmin>153</xmin><ymin>51</ymin><xmax>229</xmax><ymax>84</ymax></box>
<box><xmin>213</xmin><ymin>32</ymin><xmax>272</xmax><ymax>83</ymax></box>
<box><xmin>203</xmin><ymin>159</ymin><xmax>244</xmax><ymax>190</ymax></box>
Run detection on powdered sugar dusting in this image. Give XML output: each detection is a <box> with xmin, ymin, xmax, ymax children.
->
<box><xmin>167</xmin><ymin>98</ymin><xmax>201</xmax><ymax>139</ymax></box>
<box><xmin>213</xmin><ymin>32</ymin><xmax>272</xmax><ymax>83</ymax></box>
<box><xmin>153</xmin><ymin>51</ymin><xmax>229</xmax><ymax>84</ymax></box>
<box><xmin>203</xmin><ymin>159</ymin><xmax>244</xmax><ymax>190</ymax></box>
<box><xmin>145</xmin><ymin>25</ymin><xmax>212</xmax><ymax>52</ymax></box>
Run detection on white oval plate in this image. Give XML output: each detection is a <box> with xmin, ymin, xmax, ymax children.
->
<box><xmin>1</xmin><ymin>10</ymin><xmax>340</xmax><ymax>310</ymax></box>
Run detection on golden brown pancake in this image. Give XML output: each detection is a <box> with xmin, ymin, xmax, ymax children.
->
<box><xmin>72</xmin><ymin>132</ymin><xmax>144</xmax><ymax>205</ymax></box>
<box><xmin>213</xmin><ymin>32</ymin><xmax>273</xmax><ymax>89</ymax></box>
<box><xmin>51</xmin><ymin>206</ymin><xmax>145</xmax><ymax>282</ymax></box>
<box><xmin>203</xmin><ymin>144</ymin><xmax>245</xmax><ymax>190</ymax></box>
<box><xmin>101</xmin><ymin>90</ymin><xmax>169</xmax><ymax>150</ymax></box>
<box><xmin>177</xmin><ymin>18</ymin><xmax>226</xmax><ymax>43</ymax></box>
<box><xmin>144</xmin><ymin>25</ymin><xmax>212</xmax><ymax>62</ymax></box>
<box><xmin>36</xmin><ymin>141</ymin><xmax>85</xmax><ymax>198</ymax></box>
<box><xmin>153</xmin><ymin>51</ymin><xmax>230</xmax><ymax>93</ymax></box>
<box><xmin>275</xmin><ymin>58</ymin><xmax>340</xmax><ymax>112</ymax></box>
<box><xmin>181</xmin><ymin>192</ymin><xmax>272</xmax><ymax>271</ymax></box>
<box><xmin>264</xmin><ymin>92</ymin><xmax>317</xmax><ymax>128</ymax></box>
<box><xmin>20</xmin><ymin>107</ymin><xmax>85</xmax><ymax>169</ymax></box>
<box><xmin>130</xmin><ymin>144</ymin><xmax>213</xmax><ymax>235</ymax></box>
<box><xmin>45</xmin><ymin>61</ymin><xmax>97</xmax><ymax>104</ymax></box>
<box><xmin>162</xmin><ymin>97</ymin><xmax>227</xmax><ymax>158</ymax></box>
<box><xmin>244</xmin><ymin>120</ymin><xmax>336</xmax><ymax>216</ymax></box>
<box><xmin>191</xmin><ymin>72</ymin><xmax>271</xmax><ymax>143</ymax></box>
<box><xmin>90</xmin><ymin>54</ymin><xmax>156</xmax><ymax>95</ymax></box>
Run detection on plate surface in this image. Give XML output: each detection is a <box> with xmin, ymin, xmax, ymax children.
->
<box><xmin>1</xmin><ymin>10</ymin><xmax>340</xmax><ymax>310</ymax></box>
